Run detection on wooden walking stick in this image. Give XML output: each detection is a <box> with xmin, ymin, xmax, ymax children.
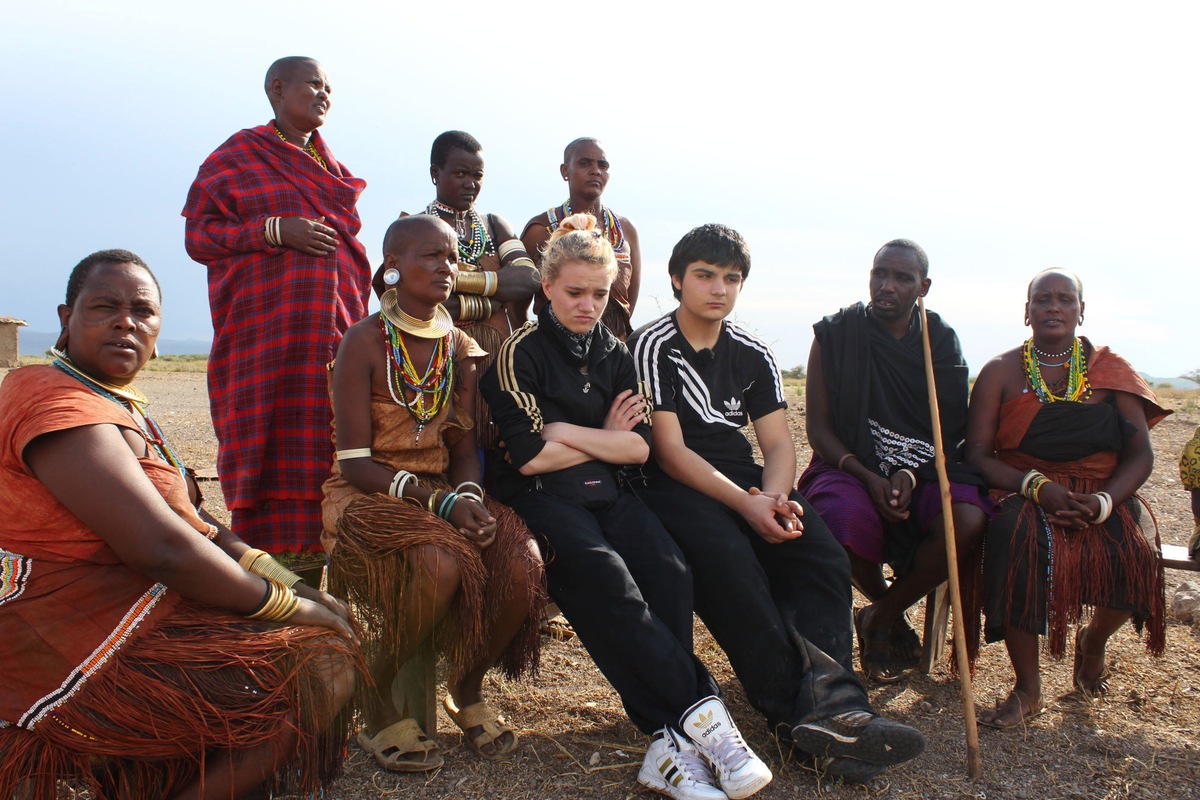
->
<box><xmin>917</xmin><ymin>296</ymin><xmax>982</xmax><ymax>779</ymax></box>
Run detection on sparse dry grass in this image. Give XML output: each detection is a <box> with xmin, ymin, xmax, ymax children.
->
<box><xmin>3</xmin><ymin>369</ymin><xmax>1196</xmax><ymax>799</ymax></box>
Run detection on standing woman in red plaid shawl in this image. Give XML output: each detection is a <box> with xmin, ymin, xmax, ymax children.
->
<box><xmin>182</xmin><ymin>57</ymin><xmax>372</xmax><ymax>561</ymax></box>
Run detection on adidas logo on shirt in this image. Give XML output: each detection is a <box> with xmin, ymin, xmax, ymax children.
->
<box><xmin>723</xmin><ymin>397</ymin><xmax>742</xmax><ymax>417</ymax></box>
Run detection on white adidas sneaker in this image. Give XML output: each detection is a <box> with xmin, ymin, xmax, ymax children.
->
<box><xmin>638</xmin><ymin>728</ymin><xmax>729</xmax><ymax>800</ymax></box>
<box><xmin>679</xmin><ymin>697</ymin><xmax>772</xmax><ymax>799</ymax></box>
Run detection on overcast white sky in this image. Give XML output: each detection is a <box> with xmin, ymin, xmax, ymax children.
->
<box><xmin>3</xmin><ymin>1</ymin><xmax>1197</xmax><ymax>377</ymax></box>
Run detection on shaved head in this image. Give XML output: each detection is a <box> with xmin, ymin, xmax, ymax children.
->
<box><xmin>1027</xmin><ymin>267</ymin><xmax>1084</xmax><ymax>300</ymax></box>
<box><xmin>564</xmin><ymin>136</ymin><xmax>602</xmax><ymax>163</ymax></box>
<box><xmin>382</xmin><ymin>214</ymin><xmax>451</xmax><ymax>257</ymax></box>
<box><xmin>264</xmin><ymin>56</ymin><xmax>320</xmax><ymax>96</ymax></box>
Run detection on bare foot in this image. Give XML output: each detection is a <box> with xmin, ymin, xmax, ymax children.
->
<box><xmin>889</xmin><ymin>613</ymin><xmax>922</xmax><ymax>665</ymax></box>
<box><xmin>1073</xmin><ymin>627</ymin><xmax>1111</xmax><ymax>696</ymax></box>
<box><xmin>978</xmin><ymin>689</ymin><xmax>1044</xmax><ymax>729</ymax></box>
<box><xmin>855</xmin><ymin>605</ymin><xmax>909</xmax><ymax>683</ymax></box>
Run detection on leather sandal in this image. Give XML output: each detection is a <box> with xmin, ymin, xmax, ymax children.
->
<box><xmin>443</xmin><ymin>696</ymin><xmax>518</xmax><ymax>759</ymax></box>
<box><xmin>357</xmin><ymin>719</ymin><xmax>443</xmax><ymax>773</ymax></box>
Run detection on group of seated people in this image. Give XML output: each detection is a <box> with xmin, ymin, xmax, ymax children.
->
<box><xmin>0</xmin><ymin>59</ymin><xmax>1175</xmax><ymax>800</ymax></box>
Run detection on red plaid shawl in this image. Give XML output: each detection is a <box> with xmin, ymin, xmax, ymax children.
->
<box><xmin>182</xmin><ymin>123</ymin><xmax>370</xmax><ymax>550</ymax></box>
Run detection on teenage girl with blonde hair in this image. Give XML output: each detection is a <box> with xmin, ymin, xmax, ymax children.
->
<box><xmin>482</xmin><ymin>214</ymin><xmax>772</xmax><ymax>800</ymax></box>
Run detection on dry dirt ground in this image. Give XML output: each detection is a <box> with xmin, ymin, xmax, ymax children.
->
<box><xmin>8</xmin><ymin>367</ymin><xmax>1199</xmax><ymax>800</ymax></box>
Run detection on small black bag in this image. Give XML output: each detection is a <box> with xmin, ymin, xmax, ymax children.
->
<box><xmin>535</xmin><ymin>463</ymin><xmax>620</xmax><ymax>508</ymax></box>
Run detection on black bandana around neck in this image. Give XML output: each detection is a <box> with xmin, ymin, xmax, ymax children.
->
<box><xmin>542</xmin><ymin>303</ymin><xmax>595</xmax><ymax>365</ymax></box>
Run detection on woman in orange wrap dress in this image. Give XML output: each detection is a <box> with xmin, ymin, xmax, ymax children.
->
<box><xmin>0</xmin><ymin>249</ymin><xmax>360</xmax><ymax>800</ymax></box>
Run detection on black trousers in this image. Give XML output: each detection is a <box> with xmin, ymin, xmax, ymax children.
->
<box><xmin>635</xmin><ymin>461</ymin><xmax>870</xmax><ymax>730</ymax></box>
<box><xmin>507</xmin><ymin>488</ymin><xmax>720</xmax><ymax>735</ymax></box>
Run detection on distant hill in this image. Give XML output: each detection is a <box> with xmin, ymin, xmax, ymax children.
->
<box><xmin>1141</xmin><ymin>374</ymin><xmax>1199</xmax><ymax>390</ymax></box>
<box><xmin>19</xmin><ymin>330</ymin><xmax>211</xmax><ymax>357</ymax></box>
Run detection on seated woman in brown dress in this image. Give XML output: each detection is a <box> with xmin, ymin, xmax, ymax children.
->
<box><xmin>965</xmin><ymin>268</ymin><xmax>1168</xmax><ymax>728</ymax></box>
<box><xmin>322</xmin><ymin>215</ymin><xmax>544</xmax><ymax>772</ymax></box>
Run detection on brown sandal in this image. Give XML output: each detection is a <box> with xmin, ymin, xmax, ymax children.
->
<box><xmin>443</xmin><ymin>696</ymin><xmax>518</xmax><ymax>759</ymax></box>
<box><xmin>357</xmin><ymin>719</ymin><xmax>443</xmax><ymax>773</ymax></box>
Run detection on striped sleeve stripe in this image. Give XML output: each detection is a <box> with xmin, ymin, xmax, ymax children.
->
<box><xmin>671</xmin><ymin>353</ymin><xmax>738</xmax><ymax>428</ymax></box>
<box><xmin>632</xmin><ymin>316</ymin><xmax>676</xmax><ymax>404</ymax></box>
<box><xmin>726</xmin><ymin>323</ymin><xmax>785</xmax><ymax>403</ymax></box>
<box><xmin>494</xmin><ymin>323</ymin><xmax>545</xmax><ymax>433</ymax></box>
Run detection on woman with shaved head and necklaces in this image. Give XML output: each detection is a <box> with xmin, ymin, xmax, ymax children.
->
<box><xmin>521</xmin><ymin>137</ymin><xmax>642</xmax><ymax>341</ymax></box>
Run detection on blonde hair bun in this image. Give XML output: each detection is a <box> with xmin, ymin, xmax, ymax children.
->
<box><xmin>540</xmin><ymin>213</ymin><xmax>617</xmax><ymax>283</ymax></box>
<box><xmin>547</xmin><ymin>212</ymin><xmax>599</xmax><ymax>246</ymax></box>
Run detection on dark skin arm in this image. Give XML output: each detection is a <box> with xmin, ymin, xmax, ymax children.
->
<box><xmin>488</xmin><ymin>215</ymin><xmax>541</xmax><ymax>304</ymax></box>
<box><xmin>805</xmin><ymin>340</ymin><xmax>911</xmax><ymax>520</ymax></box>
<box><xmin>521</xmin><ymin>217</ymin><xmax>551</xmax><ymax>313</ymax></box>
<box><xmin>24</xmin><ymin>424</ymin><xmax>355</xmax><ymax>641</ymax></box>
<box><xmin>331</xmin><ymin>319</ymin><xmax>496</xmax><ymax>548</ymax></box>
<box><xmin>622</xmin><ymin>216</ymin><xmax>642</xmax><ymax>313</ymax></box>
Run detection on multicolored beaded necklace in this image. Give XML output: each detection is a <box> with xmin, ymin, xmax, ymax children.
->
<box><xmin>273</xmin><ymin>123</ymin><xmax>328</xmax><ymax>170</ymax></box>
<box><xmin>50</xmin><ymin>351</ymin><xmax>187</xmax><ymax>477</ymax></box>
<box><xmin>551</xmin><ymin>201</ymin><xmax>626</xmax><ymax>251</ymax></box>
<box><xmin>1022</xmin><ymin>337</ymin><xmax>1091</xmax><ymax>403</ymax></box>
<box><xmin>426</xmin><ymin>201</ymin><xmax>494</xmax><ymax>264</ymax></box>
<box><xmin>381</xmin><ymin>314</ymin><xmax>455</xmax><ymax>442</ymax></box>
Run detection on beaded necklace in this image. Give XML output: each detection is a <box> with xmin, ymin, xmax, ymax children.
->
<box><xmin>426</xmin><ymin>201</ymin><xmax>493</xmax><ymax>264</ymax></box>
<box><xmin>1022</xmin><ymin>337</ymin><xmax>1091</xmax><ymax>403</ymax></box>
<box><xmin>51</xmin><ymin>353</ymin><xmax>187</xmax><ymax>477</ymax></box>
<box><xmin>381</xmin><ymin>314</ymin><xmax>455</xmax><ymax>442</ymax></box>
<box><xmin>273</xmin><ymin>123</ymin><xmax>328</xmax><ymax>170</ymax></box>
<box><xmin>552</xmin><ymin>201</ymin><xmax>626</xmax><ymax>251</ymax></box>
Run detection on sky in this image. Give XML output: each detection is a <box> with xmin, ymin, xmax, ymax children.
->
<box><xmin>3</xmin><ymin>1</ymin><xmax>1197</xmax><ymax>378</ymax></box>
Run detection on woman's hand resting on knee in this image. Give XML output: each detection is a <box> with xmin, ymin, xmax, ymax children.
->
<box><xmin>449</xmin><ymin>498</ymin><xmax>498</xmax><ymax>549</ymax></box>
